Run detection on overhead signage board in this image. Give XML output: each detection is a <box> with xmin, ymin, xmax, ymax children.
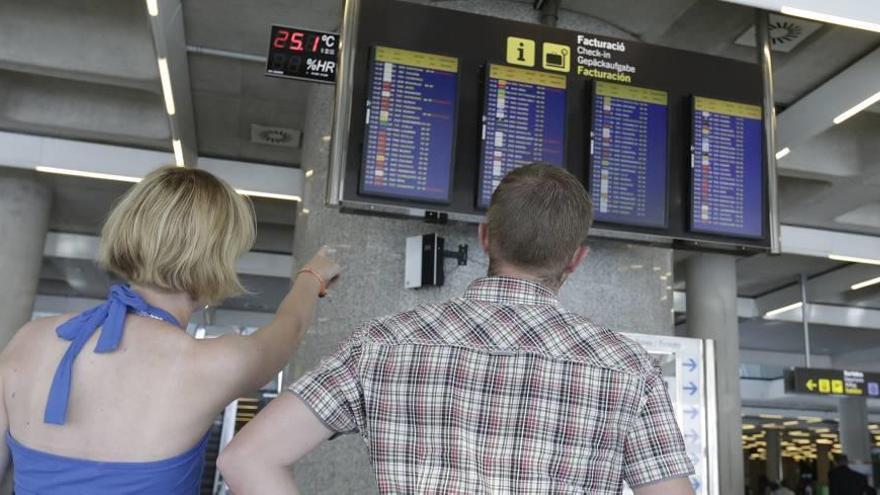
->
<box><xmin>785</xmin><ymin>367</ymin><xmax>880</xmax><ymax>398</ymax></box>
<box><xmin>332</xmin><ymin>0</ymin><xmax>768</xmax><ymax>252</ymax></box>
<box><xmin>266</xmin><ymin>25</ymin><xmax>338</xmax><ymax>83</ymax></box>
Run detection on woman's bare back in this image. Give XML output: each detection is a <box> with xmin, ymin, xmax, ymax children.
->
<box><xmin>1</xmin><ymin>314</ymin><xmax>217</xmax><ymax>461</ymax></box>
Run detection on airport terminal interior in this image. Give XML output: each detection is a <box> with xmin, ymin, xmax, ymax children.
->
<box><xmin>0</xmin><ymin>0</ymin><xmax>879</xmax><ymax>494</ymax></box>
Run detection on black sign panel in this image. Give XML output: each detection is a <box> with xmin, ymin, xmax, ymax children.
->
<box><xmin>338</xmin><ymin>0</ymin><xmax>767</xmax><ymax>251</ymax></box>
<box><xmin>266</xmin><ymin>25</ymin><xmax>338</xmax><ymax>83</ymax></box>
<box><xmin>785</xmin><ymin>367</ymin><xmax>880</xmax><ymax>398</ymax></box>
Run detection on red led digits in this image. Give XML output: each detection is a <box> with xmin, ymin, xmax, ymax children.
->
<box><xmin>272</xmin><ymin>29</ymin><xmax>289</xmax><ymax>49</ymax></box>
<box><xmin>289</xmin><ymin>31</ymin><xmax>304</xmax><ymax>52</ymax></box>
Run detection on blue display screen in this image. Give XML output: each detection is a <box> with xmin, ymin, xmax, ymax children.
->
<box><xmin>360</xmin><ymin>46</ymin><xmax>459</xmax><ymax>203</ymax></box>
<box><xmin>478</xmin><ymin>64</ymin><xmax>567</xmax><ymax>208</ymax></box>
<box><xmin>690</xmin><ymin>97</ymin><xmax>764</xmax><ymax>239</ymax></box>
<box><xmin>590</xmin><ymin>82</ymin><xmax>668</xmax><ymax>228</ymax></box>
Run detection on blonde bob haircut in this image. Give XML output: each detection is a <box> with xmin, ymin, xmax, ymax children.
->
<box><xmin>99</xmin><ymin>166</ymin><xmax>256</xmax><ymax>305</ymax></box>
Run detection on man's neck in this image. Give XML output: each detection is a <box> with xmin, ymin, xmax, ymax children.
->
<box><xmin>488</xmin><ymin>265</ymin><xmax>561</xmax><ymax>293</ymax></box>
<box><xmin>130</xmin><ymin>284</ymin><xmax>197</xmax><ymax>328</ymax></box>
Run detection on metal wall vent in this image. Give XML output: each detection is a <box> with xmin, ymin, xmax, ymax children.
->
<box><xmin>735</xmin><ymin>14</ymin><xmax>822</xmax><ymax>53</ymax></box>
<box><xmin>250</xmin><ymin>124</ymin><xmax>302</xmax><ymax>148</ymax></box>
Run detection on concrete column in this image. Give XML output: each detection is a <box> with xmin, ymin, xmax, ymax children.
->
<box><xmin>766</xmin><ymin>429</ymin><xmax>782</xmax><ymax>483</ymax></box>
<box><xmin>0</xmin><ymin>169</ymin><xmax>51</xmax><ymax>349</ymax></box>
<box><xmin>685</xmin><ymin>253</ymin><xmax>742</xmax><ymax>495</ymax></box>
<box><xmin>839</xmin><ymin>396</ymin><xmax>870</xmax><ymax>464</ymax></box>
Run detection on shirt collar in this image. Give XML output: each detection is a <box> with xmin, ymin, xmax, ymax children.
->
<box><xmin>463</xmin><ymin>276</ymin><xmax>560</xmax><ymax>307</ymax></box>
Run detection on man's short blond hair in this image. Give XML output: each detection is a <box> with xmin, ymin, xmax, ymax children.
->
<box><xmin>487</xmin><ymin>164</ymin><xmax>593</xmax><ymax>286</ymax></box>
<box><xmin>99</xmin><ymin>167</ymin><xmax>256</xmax><ymax>304</ymax></box>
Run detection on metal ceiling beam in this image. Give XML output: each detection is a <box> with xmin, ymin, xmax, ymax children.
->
<box><xmin>146</xmin><ymin>0</ymin><xmax>198</xmax><ymax>167</ymax></box>
<box><xmin>774</xmin><ymin>47</ymin><xmax>880</xmax><ymax>151</ymax></box>
<box><xmin>718</xmin><ymin>0</ymin><xmax>880</xmax><ymax>32</ymax></box>
<box><xmin>43</xmin><ymin>232</ymin><xmax>293</xmax><ymax>279</ymax></box>
<box><xmin>0</xmin><ymin>130</ymin><xmax>303</xmax><ymax>202</ymax></box>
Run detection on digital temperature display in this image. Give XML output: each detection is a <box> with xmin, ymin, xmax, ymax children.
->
<box><xmin>266</xmin><ymin>25</ymin><xmax>338</xmax><ymax>83</ymax></box>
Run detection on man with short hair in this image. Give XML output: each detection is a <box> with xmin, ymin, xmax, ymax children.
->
<box><xmin>829</xmin><ymin>454</ymin><xmax>870</xmax><ymax>495</ymax></box>
<box><xmin>219</xmin><ymin>164</ymin><xmax>695</xmax><ymax>494</ymax></box>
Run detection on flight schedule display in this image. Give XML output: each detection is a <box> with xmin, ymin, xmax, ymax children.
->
<box><xmin>478</xmin><ymin>64</ymin><xmax>567</xmax><ymax>208</ymax></box>
<box><xmin>690</xmin><ymin>97</ymin><xmax>764</xmax><ymax>238</ymax></box>
<box><xmin>360</xmin><ymin>46</ymin><xmax>459</xmax><ymax>203</ymax></box>
<box><xmin>590</xmin><ymin>81</ymin><xmax>669</xmax><ymax>228</ymax></box>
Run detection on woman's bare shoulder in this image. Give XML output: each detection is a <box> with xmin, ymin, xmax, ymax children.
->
<box><xmin>0</xmin><ymin>314</ymin><xmax>76</xmax><ymax>366</ymax></box>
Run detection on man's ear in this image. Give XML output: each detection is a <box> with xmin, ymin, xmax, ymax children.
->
<box><xmin>478</xmin><ymin>223</ymin><xmax>490</xmax><ymax>254</ymax></box>
<box><xmin>564</xmin><ymin>245</ymin><xmax>590</xmax><ymax>275</ymax></box>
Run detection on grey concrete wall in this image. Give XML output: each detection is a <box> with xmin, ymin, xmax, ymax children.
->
<box><xmin>287</xmin><ymin>3</ymin><xmax>673</xmax><ymax>492</ymax></box>
<box><xmin>0</xmin><ymin>169</ymin><xmax>51</xmax><ymax>349</ymax></box>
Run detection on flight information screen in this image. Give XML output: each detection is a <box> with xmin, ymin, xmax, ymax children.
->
<box><xmin>590</xmin><ymin>81</ymin><xmax>668</xmax><ymax>228</ymax></box>
<box><xmin>690</xmin><ymin>96</ymin><xmax>764</xmax><ymax>238</ymax></box>
<box><xmin>360</xmin><ymin>46</ymin><xmax>459</xmax><ymax>203</ymax></box>
<box><xmin>478</xmin><ymin>64</ymin><xmax>567</xmax><ymax>208</ymax></box>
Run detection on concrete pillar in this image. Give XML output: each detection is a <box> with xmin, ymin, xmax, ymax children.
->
<box><xmin>685</xmin><ymin>253</ymin><xmax>742</xmax><ymax>495</ymax></box>
<box><xmin>766</xmin><ymin>429</ymin><xmax>782</xmax><ymax>483</ymax></box>
<box><xmin>0</xmin><ymin>169</ymin><xmax>51</xmax><ymax>348</ymax></box>
<box><xmin>839</xmin><ymin>396</ymin><xmax>870</xmax><ymax>464</ymax></box>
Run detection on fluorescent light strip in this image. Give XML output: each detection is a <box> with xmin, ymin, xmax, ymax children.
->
<box><xmin>828</xmin><ymin>254</ymin><xmax>880</xmax><ymax>266</ymax></box>
<box><xmin>765</xmin><ymin>301</ymin><xmax>803</xmax><ymax>318</ymax></box>
<box><xmin>36</xmin><ymin>166</ymin><xmax>141</xmax><ymax>183</ymax></box>
<box><xmin>172</xmin><ymin>139</ymin><xmax>185</xmax><ymax>167</ymax></box>
<box><xmin>235</xmin><ymin>189</ymin><xmax>301</xmax><ymax>202</ymax></box>
<box><xmin>157</xmin><ymin>58</ymin><xmax>176</xmax><ymax>116</ymax></box>
<box><xmin>832</xmin><ymin>90</ymin><xmax>880</xmax><ymax>125</ymax></box>
<box><xmin>146</xmin><ymin>0</ymin><xmax>158</xmax><ymax>16</ymax></box>
<box><xmin>37</xmin><ymin>167</ymin><xmax>298</xmax><ymax>202</ymax></box>
<box><xmin>852</xmin><ymin>276</ymin><xmax>880</xmax><ymax>291</ymax></box>
<box><xmin>780</xmin><ymin>7</ymin><xmax>880</xmax><ymax>33</ymax></box>
<box><xmin>775</xmin><ymin>147</ymin><xmax>791</xmax><ymax>160</ymax></box>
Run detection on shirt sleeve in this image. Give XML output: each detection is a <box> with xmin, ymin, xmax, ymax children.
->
<box><xmin>288</xmin><ymin>326</ymin><xmax>367</xmax><ymax>436</ymax></box>
<box><xmin>623</xmin><ymin>367</ymin><xmax>695</xmax><ymax>487</ymax></box>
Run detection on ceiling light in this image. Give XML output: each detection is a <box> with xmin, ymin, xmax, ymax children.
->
<box><xmin>305</xmin><ymin>169</ymin><xmax>314</xmax><ymax>178</ymax></box>
<box><xmin>828</xmin><ymin>254</ymin><xmax>880</xmax><ymax>266</ymax></box>
<box><xmin>832</xmin><ymin>90</ymin><xmax>880</xmax><ymax>125</ymax></box>
<box><xmin>36</xmin><ymin>166</ymin><xmax>141</xmax><ymax>183</ymax></box>
<box><xmin>775</xmin><ymin>147</ymin><xmax>791</xmax><ymax>160</ymax></box>
<box><xmin>851</xmin><ymin>276</ymin><xmax>880</xmax><ymax>291</ymax></box>
<box><xmin>780</xmin><ymin>7</ymin><xmax>880</xmax><ymax>33</ymax></box>
<box><xmin>765</xmin><ymin>301</ymin><xmax>803</xmax><ymax>318</ymax></box>
<box><xmin>157</xmin><ymin>58</ymin><xmax>176</xmax><ymax>116</ymax></box>
<box><xmin>146</xmin><ymin>0</ymin><xmax>158</xmax><ymax>16</ymax></box>
<box><xmin>172</xmin><ymin>139</ymin><xmax>185</xmax><ymax>167</ymax></box>
<box><xmin>759</xmin><ymin>414</ymin><xmax>784</xmax><ymax>419</ymax></box>
<box><xmin>235</xmin><ymin>189</ymin><xmax>301</xmax><ymax>202</ymax></box>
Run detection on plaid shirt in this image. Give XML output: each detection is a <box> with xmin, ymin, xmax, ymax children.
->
<box><xmin>291</xmin><ymin>276</ymin><xmax>693</xmax><ymax>493</ymax></box>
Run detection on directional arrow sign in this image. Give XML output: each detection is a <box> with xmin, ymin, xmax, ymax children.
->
<box><xmin>684</xmin><ymin>358</ymin><xmax>698</xmax><ymax>372</ymax></box>
<box><xmin>683</xmin><ymin>429</ymin><xmax>700</xmax><ymax>444</ymax></box>
<box><xmin>685</xmin><ymin>406</ymin><xmax>700</xmax><ymax>420</ymax></box>
<box><xmin>806</xmin><ymin>379</ymin><xmax>817</xmax><ymax>391</ymax></box>
<box><xmin>684</xmin><ymin>381</ymin><xmax>699</xmax><ymax>396</ymax></box>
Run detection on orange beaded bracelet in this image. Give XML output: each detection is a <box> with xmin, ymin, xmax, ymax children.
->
<box><xmin>296</xmin><ymin>268</ymin><xmax>327</xmax><ymax>298</ymax></box>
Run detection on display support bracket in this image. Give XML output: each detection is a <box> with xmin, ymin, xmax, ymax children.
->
<box><xmin>327</xmin><ymin>0</ymin><xmax>361</xmax><ymax>207</ymax></box>
<box><xmin>756</xmin><ymin>10</ymin><xmax>781</xmax><ymax>254</ymax></box>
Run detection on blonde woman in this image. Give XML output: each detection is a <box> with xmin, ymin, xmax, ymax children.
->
<box><xmin>0</xmin><ymin>167</ymin><xmax>339</xmax><ymax>494</ymax></box>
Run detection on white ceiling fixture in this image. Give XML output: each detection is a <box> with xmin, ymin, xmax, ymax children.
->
<box><xmin>775</xmin><ymin>147</ymin><xmax>791</xmax><ymax>159</ymax></box>
<box><xmin>765</xmin><ymin>301</ymin><xmax>803</xmax><ymax>318</ymax></box>
<box><xmin>832</xmin><ymin>90</ymin><xmax>880</xmax><ymax>125</ymax></box>
<box><xmin>828</xmin><ymin>254</ymin><xmax>880</xmax><ymax>266</ymax></box>
<box><xmin>157</xmin><ymin>57</ymin><xmax>176</xmax><ymax>116</ymax></box>
<box><xmin>172</xmin><ymin>139</ymin><xmax>184</xmax><ymax>167</ymax></box>
<box><xmin>146</xmin><ymin>0</ymin><xmax>158</xmax><ymax>17</ymax></box>
<box><xmin>35</xmin><ymin>166</ymin><xmax>141</xmax><ymax>183</ymax></box>
<box><xmin>780</xmin><ymin>6</ymin><xmax>880</xmax><ymax>33</ymax></box>
<box><xmin>851</xmin><ymin>276</ymin><xmax>880</xmax><ymax>291</ymax></box>
<box><xmin>734</xmin><ymin>13</ymin><xmax>821</xmax><ymax>53</ymax></box>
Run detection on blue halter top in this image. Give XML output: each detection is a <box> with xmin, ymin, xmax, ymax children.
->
<box><xmin>7</xmin><ymin>285</ymin><xmax>209</xmax><ymax>495</ymax></box>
